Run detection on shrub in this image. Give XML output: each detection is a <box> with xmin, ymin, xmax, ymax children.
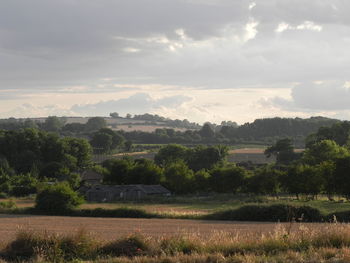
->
<box><xmin>75</xmin><ymin>207</ymin><xmax>156</xmax><ymax>218</ymax></box>
<box><xmin>3</xmin><ymin>231</ymin><xmax>43</xmax><ymax>260</ymax></box>
<box><xmin>206</xmin><ymin>204</ymin><xmax>323</xmax><ymax>222</ymax></box>
<box><xmin>58</xmin><ymin>229</ymin><xmax>99</xmax><ymax>261</ymax></box>
<box><xmin>0</xmin><ymin>199</ymin><xmax>16</xmax><ymax>209</ymax></box>
<box><xmin>160</xmin><ymin>236</ymin><xmax>202</xmax><ymax>255</ymax></box>
<box><xmin>35</xmin><ymin>183</ymin><xmax>83</xmax><ymax>213</ymax></box>
<box><xmin>101</xmin><ymin>235</ymin><xmax>151</xmax><ymax>257</ymax></box>
<box><xmin>3</xmin><ymin>229</ymin><xmax>98</xmax><ymax>262</ymax></box>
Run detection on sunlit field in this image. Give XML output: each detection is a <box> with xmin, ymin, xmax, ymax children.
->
<box><xmin>4</xmin><ymin>195</ymin><xmax>350</xmax><ymax>218</ymax></box>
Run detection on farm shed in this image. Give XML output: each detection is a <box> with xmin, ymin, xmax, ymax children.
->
<box><xmin>85</xmin><ymin>184</ymin><xmax>171</xmax><ymax>202</ymax></box>
<box><xmin>81</xmin><ymin>170</ymin><xmax>103</xmax><ymax>185</ymax></box>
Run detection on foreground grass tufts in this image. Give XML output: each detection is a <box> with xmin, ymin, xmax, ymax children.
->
<box><xmin>4</xmin><ymin>223</ymin><xmax>350</xmax><ymax>262</ymax></box>
<box><xmin>101</xmin><ymin>234</ymin><xmax>153</xmax><ymax>257</ymax></box>
<box><xmin>3</xmin><ymin>229</ymin><xmax>99</xmax><ymax>262</ymax></box>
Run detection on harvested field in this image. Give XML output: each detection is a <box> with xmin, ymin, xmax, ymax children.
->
<box><xmin>0</xmin><ymin>214</ymin><xmax>329</xmax><ymax>243</ymax></box>
<box><xmin>114</xmin><ymin>125</ymin><xmax>188</xmax><ymax>132</ymax></box>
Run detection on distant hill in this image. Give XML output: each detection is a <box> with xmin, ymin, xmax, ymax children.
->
<box><xmin>220</xmin><ymin>116</ymin><xmax>340</xmax><ymax>146</ymax></box>
<box><xmin>0</xmin><ymin>115</ymin><xmax>341</xmax><ymax>147</ymax></box>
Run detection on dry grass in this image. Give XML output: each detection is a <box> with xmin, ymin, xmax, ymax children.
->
<box><xmin>0</xmin><ymin>215</ymin><xmax>293</xmax><ymax>243</ymax></box>
<box><xmin>3</xmin><ymin>222</ymin><xmax>350</xmax><ymax>262</ymax></box>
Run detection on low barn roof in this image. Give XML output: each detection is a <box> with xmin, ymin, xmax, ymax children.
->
<box><xmin>82</xmin><ymin>170</ymin><xmax>103</xmax><ymax>181</ymax></box>
<box><xmin>87</xmin><ymin>184</ymin><xmax>170</xmax><ymax>194</ymax></box>
<box><xmin>134</xmin><ymin>185</ymin><xmax>171</xmax><ymax>194</ymax></box>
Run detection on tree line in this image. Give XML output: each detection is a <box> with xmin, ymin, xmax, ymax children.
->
<box><xmin>0</xmin><ymin>128</ymin><xmax>92</xmax><ymax>196</ymax></box>
<box><xmin>0</xmin><ymin>118</ymin><xmax>349</xmax><ymax>200</ymax></box>
<box><xmin>98</xmin><ymin>120</ymin><xmax>350</xmax><ymax>198</ymax></box>
<box><xmin>0</xmin><ymin>115</ymin><xmax>340</xmax><ymax>147</ymax></box>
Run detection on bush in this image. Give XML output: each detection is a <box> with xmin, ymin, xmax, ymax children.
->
<box><xmin>0</xmin><ymin>199</ymin><xmax>16</xmax><ymax>209</ymax></box>
<box><xmin>3</xmin><ymin>229</ymin><xmax>98</xmax><ymax>261</ymax></box>
<box><xmin>160</xmin><ymin>236</ymin><xmax>201</xmax><ymax>255</ymax></box>
<box><xmin>3</xmin><ymin>231</ymin><xmax>42</xmax><ymax>260</ymax></box>
<box><xmin>206</xmin><ymin>204</ymin><xmax>323</xmax><ymax>222</ymax></box>
<box><xmin>35</xmin><ymin>183</ymin><xmax>83</xmax><ymax>213</ymax></box>
<box><xmin>74</xmin><ymin>207</ymin><xmax>157</xmax><ymax>218</ymax></box>
<box><xmin>101</xmin><ymin>235</ymin><xmax>151</xmax><ymax>257</ymax></box>
<box><xmin>58</xmin><ymin>229</ymin><xmax>99</xmax><ymax>261</ymax></box>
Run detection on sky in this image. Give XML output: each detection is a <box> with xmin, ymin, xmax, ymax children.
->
<box><xmin>1</xmin><ymin>0</ymin><xmax>350</xmax><ymax>124</ymax></box>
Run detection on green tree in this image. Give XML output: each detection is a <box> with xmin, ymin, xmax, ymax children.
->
<box><xmin>90</xmin><ymin>132</ymin><xmax>113</xmax><ymax>153</ymax></box>
<box><xmin>85</xmin><ymin>117</ymin><xmax>107</xmax><ymax>132</ymax></box>
<box><xmin>154</xmin><ymin>144</ymin><xmax>189</xmax><ymax>166</ymax></box>
<box><xmin>210</xmin><ymin>164</ymin><xmax>247</xmax><ymax>193</ymax></box>
<box><xmin>23</xmin><ymin>119</ymin><xmax>38</xmax><ymax>129</ymax></box>
<box><xmin>302</xmin><ymin>140</ymin><xmax>349</xmax><ymax>165</ymax></box>
<box><xmin>187</xmin><ymin>145</ymin><xmax>228</xmax><ymax>171</ymax></box>
<box><xmin>35</xmin><ymin>183</ymin><xmax>83</xmax><ymax>212</ymax></box>
<box><xmin>42</xmin><ymin>116</ymin><xmax>64</xmax><ymax>132</ymax></box>
<box><xmin>102</xmin><ymin>158</ymin><xmax>134</xmax><ymax>184</ymax></box>
<box><xmin>264</xmin><ymin>138</ymin><xmax>297</xmax><ymax>164</ymax></box>
<box><xmin>199</xmin><ymin>123</ymin><xmax>215</xmax><ymax>139</ymax></box>
<box><xmin>280</xmin><ymin>165</ymin><xmax>306</xmax><ymax>199</ymax></box>
<box><xmin>0</xmin><ymin>168</ymin><xmax>11</xmax><ymax>194</ymax></box>
<box><xmin>334</xmin><ymin>156</ymin><xmax>350</xmax><ymax>199</ymax></box>
<box><xmin>110</xmin><ymin>112</ymin><xmax>119</xmax><ymax>118</ymax></box>
<box><xmin>124</xmin><ymin>140</ymin><xmax>133</xmax><ymax>152</ymax></box>
<box><xmin>127</xmin><ymin>159</ymin><xmax>164</xmax><ymax>184</ymax></box>
<box><xmin>164</xmin><ymin>161</ymin><xmax>194</xmax><ymax>194</ymax></box>
<box><xmin>10</xmin><ymin>173</ymin><xmax>38</xmax><ymax>197</ymax></box>
<box><xmin>281</xmin><ymin>164</ymin><xmax>324</xmax><ymax>199</ymax></box>
<box><xmin>193</xmin><ymin>169</ymin><xmax>211</xmax><ymax>192</ymax></box>
<box><xmin>247</xmin><ymin>166</ymin><xmax>282</xmax><ymax>196</ymax></box>
<box><xmin>62</xmin><ymin>137</ymin><xmax>92</xmax><ymax>169</ymax></box>
<box><xmin>39</xmin><ymin>162</ymin><xmax>66</xmax><ymax>179</ymax></box>
<box><xmin>318</xmin><ymin>161</ymin><xmax>336</xmax><ymax>200</ymax></box>
<box><xmin>98</xmin><ymin>128</ymin><xmax>125</xmax><ymax>150</ymax></box>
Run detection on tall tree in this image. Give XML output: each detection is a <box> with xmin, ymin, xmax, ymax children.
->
<box><xmin>264</xmin><ymin>138</ymin><xmax>297</xmax><ymax>164</ymax></box>
<box><xmin>85</xmin><ymin>117</ymin><xmax>107</xmax><ymax>132</ymax></box>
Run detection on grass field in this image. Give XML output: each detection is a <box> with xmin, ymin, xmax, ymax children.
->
<box><xmin>5</xmin><ymin>195</ymin><xmax>350</xmax><ymax>217</ymax></box>
<box><xmin>2</xmin><ymin>196</ymin><xmax>350</xmax><ymax>261</ymax></box>
<box><xmin>0</xmin><ymin>214</ymin><xmax>304</xmax><ymax>243</ymax></box>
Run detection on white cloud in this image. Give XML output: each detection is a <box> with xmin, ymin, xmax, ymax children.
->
<box><xmin>0</xmin><ymin>0</ymin><xmax>350</xmax><ymax>122</ymax></box>
<box><xmin>123</xmin><ymin>47</ymin><xmax>141</xmax><ymax>53</ymax></box>
<box><xmin>275</xmin><ymin>21</ymin><xmax>322</xmax><ymax>33</ymax></box>
<box><xmin>275</xmin><ymin>22</ymin><xmax>290</xmax><ymax>33</ymax></box>
<box><xmin>243</xmin><ymin>20</ymin><xmax>259</xmax><ymax>42</ymax></box>
<box><xmin>296</xmin><ymin>21</ymin><xmax>322</xmax><ymax>32</ymax></box>
<box><xmin>248</xmin><ymin>2</ymin><xmax>256</xmax><ymax>10</ymax></box>
<box><xmin>264</xmin><ymin>81</ymin><xmax>350</xmax><ymax>111</ymax></box>
<box><xmin>0</xmin><ymin>103</ymin><xmax>74</xmax><ymax>118</ymax></box>
<box><xmin>71</xmin><ymin>93</ymin><xmax>192</xmax><ymax>116</ymax></box>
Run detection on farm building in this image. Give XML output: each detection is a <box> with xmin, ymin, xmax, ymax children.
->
<box><xmin>85</xmin><ymin>184</ymin><xmax>171</xmax><ymax>202</ymax></box>
<box><xmin>81</xmin><ymin>170</ymin><xmax>103</xmax><ymax>185</ymax></box>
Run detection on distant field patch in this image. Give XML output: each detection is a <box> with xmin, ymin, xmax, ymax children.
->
<box><xmin>113</xmin><ymin>125</ymin><xmax>189</xmax><ymax>132</ymax></box>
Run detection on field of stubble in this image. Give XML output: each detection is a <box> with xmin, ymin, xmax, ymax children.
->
<box><xmin>0</xmin><ymin>214</ymin><xmax>322</xmax><ymax>243</ymax></box>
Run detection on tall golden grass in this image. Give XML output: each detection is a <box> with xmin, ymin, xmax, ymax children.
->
<box><xmin>2</xmin><ymin>222</ymin><xmax>350</xmax><ymax>262</ymax></box>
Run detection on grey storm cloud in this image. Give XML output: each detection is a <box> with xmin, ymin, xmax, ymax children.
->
<box><xmin>267</xmin><ymin>82</ymin><xmax>350</xmax><ymax>111</ymax></box>
<box><xmin>71</xmin><ymin>93</ymin><xmax>192</xmax><ymax>116</ymax></box>
<box><xmin>1</xmin><ymin>0</ymin><xmax>350</xmax><ymax>90</ymax></box>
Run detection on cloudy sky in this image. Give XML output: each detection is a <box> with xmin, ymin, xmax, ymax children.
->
<box><xmin>1</xmin><ymin>0</ymin><xmax>350</xmax><ymax>124</ymax></box>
